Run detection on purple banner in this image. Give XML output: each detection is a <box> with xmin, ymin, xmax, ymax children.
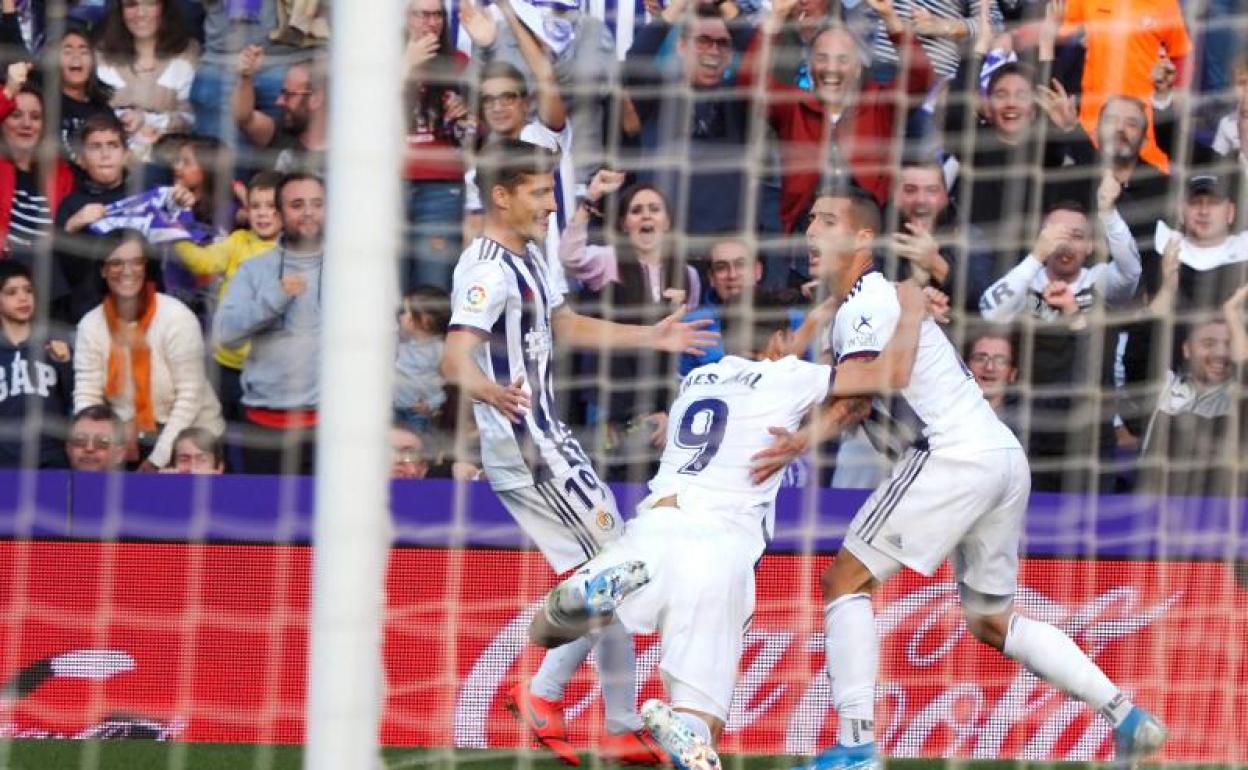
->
<box><xmin>0</xmin><ymin>470</ymin><xmax>1244</xmax><ymax>560</ymax></box>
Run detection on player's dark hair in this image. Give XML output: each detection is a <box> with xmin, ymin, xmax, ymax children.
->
<box><xmin>720</xmin><ymin>294</ymin><xmax>793</xmax><ymax>358</ymax></box>
<box><xmin>476</xmin><ymin>140</ymin><xmax>558</xmax><ymax>211</ymax></box>
<box><xmin>814</xmin><ymin>184</ymin><xmax>882</xmax><ymax>235</ymax></box>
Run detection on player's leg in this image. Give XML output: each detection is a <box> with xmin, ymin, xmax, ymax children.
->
<box><xmin>529</xmin><ymin>559</ymin><xmax>651</xmax><ymax>647</ymax></box>
<box><xmin>498</xmin><ymin>481</ymin><xmax>622</xmax><ymax>765</ymax></box>
<box><xmin>955</xmin><ymin>448</ymin><xmax>1167</xmax><ymax>768</ymax></box>
<box><xmin>814</xmin><ymin>545</ymin><xmax>897</xmax><ymax>768</ymax></box>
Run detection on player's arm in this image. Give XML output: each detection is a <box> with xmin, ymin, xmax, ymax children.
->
<box><xmin>550</xmin><ymin>305</ymin><xmax>719</xmax><ymax>356</ymax></box>
<box><xmin>749</xmin><ymin>395</ymin><xmax>872</xmax><ymax>484</ymax></box>
<box><xmin>829</xmin><ymin>281</ymin><xmax>926</xmax><ymax>396</ymax></box>
<box><xmin>440</xmin><ymin>329</ymin><xmax>530</xmax><ymax>423</ymax></box>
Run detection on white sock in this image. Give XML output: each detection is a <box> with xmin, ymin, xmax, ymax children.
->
<box><xmin>676</xmin><ymin>710</ymin><xmax>713</xmax><ymax>744</ymax></box>
<box><xmin>825</xmin><ymin>594</ymin><xmax>877</xmax><ymax>747</ymax></box>
<box><xmin>596</xmin><ymin>620</ymin><xmax>643</xmax><ymax>733</ymax></box>
<box><xmin>531</xmin><ymin>633</ymin><xmax>594</xmax><ymax>703</ymax></box>
<box><xmin>1002</xmin><ymin>614</ymin><xmax>1127</xmax><ymax>725</ymax></box>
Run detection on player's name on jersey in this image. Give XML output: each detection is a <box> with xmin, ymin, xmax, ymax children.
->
<box><xmin>684</xmin><ymin>368</ymin><xmax>764</xmax><ymax>390</ymax></box>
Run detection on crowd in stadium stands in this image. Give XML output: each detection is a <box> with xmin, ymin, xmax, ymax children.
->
<box><xmin>0</xmin><ymin>0</ymin><xmax>1244</xmax><ymax>496</ymax></box>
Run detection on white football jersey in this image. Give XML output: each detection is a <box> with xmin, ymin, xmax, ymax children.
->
<box><xmin>449</xmin><ymin>236</ymin><xmax>588</xmax><ymax>491</ymax></box>
<box><xmin>649</xmin><ymin>355</ymin><xmax>833</xmax><ymax>533</ymax></box>
<box><xmin>832</xmin><ymin>270</ymin><xmax>1019</xmax><ymax>459</ymax></box>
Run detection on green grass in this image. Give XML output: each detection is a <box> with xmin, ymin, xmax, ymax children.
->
<box><xmin>0</xmin><ymin>743</ymin><xmax>1224</xmax><ymax>770</ymax></box>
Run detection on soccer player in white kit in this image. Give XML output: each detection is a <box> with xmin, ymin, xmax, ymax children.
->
<box><xmin>440</xmin><ymin>140</ymin><xmax>717</xmax><ymax>765</ymax></box>
<box><xmin>524</xmin><ymin>291</ymin><xmax>929</xmax><ymax>770</ymax></box>
<box><xmin>751</xmin><ymin>187</ymin><xmax>1168</xmax><ymax>770</ymax></box>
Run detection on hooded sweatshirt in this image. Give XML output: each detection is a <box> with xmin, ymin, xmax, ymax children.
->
<box><xmin>213</xmin><ymin>240</ymin><xmax>322</xmax><ymax>409</ymax></box>
<box><xmin>0</xmin><ymin>329</ymin><xmax>73</xmax><ymax>468</ymax></box>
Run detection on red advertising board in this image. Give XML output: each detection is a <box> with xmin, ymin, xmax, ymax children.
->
<box><xmin>0</xmin><ymin>542</ymin><xmax>1244</xmax><ymax>760</ymax></box>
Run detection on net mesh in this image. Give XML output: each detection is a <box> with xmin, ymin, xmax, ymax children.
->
<box><xmin>0</xmin><ymin>0</ymin><xmax>1245</xmax><ymax>766</ymax></box>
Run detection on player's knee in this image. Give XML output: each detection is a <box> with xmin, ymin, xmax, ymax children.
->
<box><xmin>820</xmin><ymin>552</ymin><xmax>876</xmax><ymax>601</ymax></box>
<box><xmin>964</xmin><ymin>611</ymin><xmax>1010</xmax><ymax>650</ymax></box>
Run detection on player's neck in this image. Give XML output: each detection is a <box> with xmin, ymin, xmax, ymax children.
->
<box><xmin>831</xmin><ymin>255</ymin><xmax>875</xmax><ymax>300</ymax></box>
<box><xmin>482</xmin><ymin>219</ymin><xmax>529</xmax><ymax>255</ymax></box>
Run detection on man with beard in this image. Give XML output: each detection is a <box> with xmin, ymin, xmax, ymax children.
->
<box><xmin>979</xmin><ymin>194</ymin><xmax>1142</xmax><ymax>491</ymax></box>
<box><xmin>1139</xmin><ymin>316</ymin><xmax>1243</xmax><ymax>497</ymax></box>
<box><xmin>232</xmin><ymin>49</ymin><xmax>327</xmax><ymax>174</ymax></box>
<box><xmin>214</xmin><ymin>173</ymin><xmax>326</xmax><ymax>475</ymax></box>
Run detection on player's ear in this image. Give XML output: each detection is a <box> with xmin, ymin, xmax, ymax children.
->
<box><xmin>490</xmin><ymin>184</ymin><xmax>511</xmax><ymax>212</ymax></box>
<box><xmin>854</xmin><ymin>226</ymin><xmax>875</xmax><ymax>251</ymax></box>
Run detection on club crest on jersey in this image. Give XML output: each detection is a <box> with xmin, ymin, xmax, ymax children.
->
<box><xmin>594</xmin><ymin>509</ymin><xmax>615</xmax><ymax>531</ymax></box>
<box><xmin>523</xmin><ymin>326</ymin><xmax>552</xmax><ymax>360</ymax></box>
<box><xmin>463</xmin><ymin>283</ymin><xmax>488</xmax><ymax>312</ymax></box>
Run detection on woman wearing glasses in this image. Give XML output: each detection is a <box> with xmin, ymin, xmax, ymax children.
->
<box><xmin>72</xmin><ymin>229</ymin><xmax>222</xmax><ymax>471</ymax></box>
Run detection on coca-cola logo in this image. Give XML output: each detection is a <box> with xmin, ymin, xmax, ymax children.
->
<box><xmin>456</xmin><ymin>581</ymin><xmax>1181</xmax><ymax>760</ymax></box>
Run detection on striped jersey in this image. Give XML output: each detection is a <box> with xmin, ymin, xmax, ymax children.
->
<box><xmin>831</xmin><ymin>270</ymin><xmax>1019</xmax><ymax>459</ymax></box>
<box><xmin>449</xmin><ymin>236</ymin><xmax>587</xmax><ymax>491</ymax></box>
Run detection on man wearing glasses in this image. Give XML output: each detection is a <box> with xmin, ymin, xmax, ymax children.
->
<box><xmin>232</xmin><ymin>47</ymin><xmax>328</xmax><ymax>174</ymax></box>
<box><xmin>624</xmin><ymin>2</ymin><xmax>753</xmax><ymax>236</ymax></box>
<box><xmin>65</xmin><ymin>405</ymin><xmax>126</xmax><ymax>473</ymax></box>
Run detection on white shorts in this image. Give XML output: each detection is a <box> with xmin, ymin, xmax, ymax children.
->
<box><xmin>497</xmin><ymin>465</ymin><xmax>622</xmax><ymax>573</ymax></box>
<box><xmin>843</xmin><ymin>446</ymin><xmax>1029</xmax><ymax>602</ymax></box>
<box><xmin>571</xmin><ymin>501</ymin><xmax>765</xmax><ymax>721</ymax></box>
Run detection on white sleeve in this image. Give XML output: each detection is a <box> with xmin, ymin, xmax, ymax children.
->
<box><xmin>449</xmin><ymin>259</ymin><xmax>509</xmax><ymax>335</ymax></box>
<box><xmin>1213</xmin><ymin>115</ymin><xmax>1239</xmax><ymax>156</ymax></box>
<box><xmin>1097</xmin><ymin>208</ymin><xmax>1142</xmax><ymax>305</ymax></box>
<box><xmin>979</xmin><ymin>255</ymin><xmax>1045</xmax><ymax>323</ymax></box>
<box><xmin>833</xmin><ymin>291</ymin><xmax>900</xmax><ymax>363</ymax></box>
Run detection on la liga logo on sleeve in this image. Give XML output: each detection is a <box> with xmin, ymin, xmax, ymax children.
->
<box><xmin>463</xmin><ymin>284</ymin><xmax>488</xmax><ymax>312</ymax></box>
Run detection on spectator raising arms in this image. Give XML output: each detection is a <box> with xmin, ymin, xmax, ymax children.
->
<box><xmin>0</xmin><ymin>64</ymin><xmax>76</xmax><ymax>267</ymax></box>
<box><xmin>73</xmin><ymin>230</ymin><xmax>223</xmax><ymax>471</ymax></box>
<box><xmin>95</xmin><ymin>0</ymin><xmax>201</xmax><ymax>161</ymax></box>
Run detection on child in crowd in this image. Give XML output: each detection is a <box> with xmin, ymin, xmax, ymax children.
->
<box><xmin>394</xmin><ymin>285</ymin><xmax>449</xmax><ymax>433</ymax></box>
<box><xmin>171</xmin><ymin>171</ymin><xmax>282</xmax><ymax>419</ymax></box>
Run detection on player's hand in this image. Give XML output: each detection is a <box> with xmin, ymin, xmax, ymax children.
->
<box><xmin>1042</xmin><ymin>280</ymin><xmax>1078</xmax><ymax>315</ymax></box>
<box><xmin>649</xmin><ymin>306</ymin><xmax>719</xmax><ymax>356</ymax></box>
<box><xmin>4</xmin><ymin>60</ymin><xmax>31</xmax><ymax>97</ymax></box>
<box><xmin>1037</xmin><ymin>78</ymin><xmax>1078</xmax><ymax>132</ymax></box>
<box><xmin>750</xmin><ymin>426</ymin><xmax>810</xmax><ymax>485</ymax></box>
<box><xmin>488</xmin><ymin>376</ymin><xmax>530</xmax><ymax>423</ymax></box>
<box><xmin>237</xmin><ymin>44</ymin><xmax>265</xmax><ymax>78</ymax></box>
<box><xmin>646</xmin><ymin>411</ymin><xmax>669</xmax><ymax>449</ymax></box>
<box><xmin>923</xmin><ymin>286</ymin><xmax>951</xmax><ymax>324</ymax></box>
<box><xmin>1096</xmin><ymin>169</ymin><xmax>1122</xmax><ymax>211</ymax></box>
<box><xmin>459</xmin><ymin>0</ymin><xmax>498</xmax><ymax>49</ymax></box>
